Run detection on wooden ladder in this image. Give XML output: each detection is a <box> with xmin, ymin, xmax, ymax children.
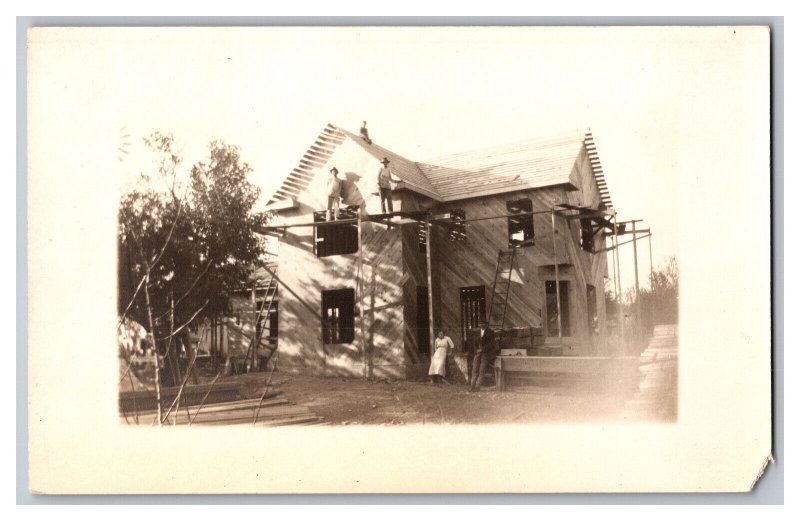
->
<box><xmin>487</xmin><ymin>249</ymin><xmax>516</xmax><ymax>329</ymax></box>
<box><xmin>244</xmin><ymin>272</ymin><xmax>279</xmax><ymax>371</ymax></box>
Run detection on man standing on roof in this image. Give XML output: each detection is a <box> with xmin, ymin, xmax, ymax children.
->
<box><xmin>327</xmin><ymin>167</ymin><xmax>341</xmax><ymax>221</ymax></box>
<box><xmin>378</xmin><ymin>157</ymin><xmax>395</xmax><ymax>214</ymax></box>
<box><xmin>360</xmin><ymin>121</ymin><xmax>372</xmax><ymax>144</ymax></box>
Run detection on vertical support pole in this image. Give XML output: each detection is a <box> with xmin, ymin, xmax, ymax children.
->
<box><xmin>612</xmin><ymin>213</ymin><xmax>622</xmax><ymax>335</ymax></box>
<box><xmin>648</xmin><ymin>232</ymin><xmax>655</xmax><ymax>330</ymax></box>
<box><xmin>551</xmin><ymin>209</ymin><xmax>562</xmax><ymax>341</ymax></box>
<box><xmin>251</xmin><ymin>267</ymin><xmax>257</xmax><ymax>372</ymax></box>
<box><xmin>425</xmin><ymin>215</ymin><xmax>435</xmax><ymax>357</ymax></box>
<box><xmin>611</xmin><ymin>214</ymin><xmax>619</xmax><ymax>304</ymax></box>
<box><xmin>358</xmin><ymin>212</ymin><xmax>367</xmax><ymax>379</ymax></box>
<box><xmin>632</xmin><ymin>220</ymin><xmax>641</xmax><ymax>338</ymax></box>
<box><xmin>648</xmin><ymin>233</ymin><xmax>654</xmax><ymax>289</ymax></box>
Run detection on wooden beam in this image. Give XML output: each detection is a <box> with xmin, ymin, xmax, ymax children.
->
<box><xmin>616</xmin><ymin>228</ymin><xmax>651</xmax><ymax>235</ymax></box>
<box><xmin>425</xmin><ymin>216</ymin><xmax>435</xmax><ymax>358</ymax></box>
<box><xmin>551</xmin><ymin>209</ymin><xmax>562</xmax><ymax>342</ymax></box>
<box><xmin>358</xmin><ymin>212</ymin><xmax>367</xmax><ymax>379</ymax></box>
<box><xmin>563</xmin><ymin>210</ymin><xmax>615</xmax><ymax>221</ymax></box>
<box><xmin>594</xmin><ymin>233</ymin><xmax>652</xmax><ymax>254</ymax></box>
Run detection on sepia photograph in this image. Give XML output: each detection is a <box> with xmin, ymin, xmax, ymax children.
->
<box><xmin>27</xmin><ymin>25</ymin><xmax>771</xmax><ymax>494</ymax></box>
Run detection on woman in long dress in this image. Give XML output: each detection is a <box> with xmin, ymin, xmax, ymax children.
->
<box><xmin>428</xmin><ymin>330</ymin><xmax>454</xmax><ymax>385</ymax></box>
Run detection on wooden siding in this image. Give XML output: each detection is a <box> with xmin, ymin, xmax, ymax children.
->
<box><xmin>400</xmin><ymin>192</ymin><xmax>439</xmax><ymax>371</ymax></box>
<box><xmin>271</xmin><ymin>136</ymin><xmax>415</xmax><ymax>378</ymax></box>
<box><xmin>428</xmin><ymin>142</ymin><xmax>608</xmax><ymax>357</ymax></box>
<box><xmin>266</xmin><ymin>128</ymin><xmax>611</xmax><ymax>378</ymax></box>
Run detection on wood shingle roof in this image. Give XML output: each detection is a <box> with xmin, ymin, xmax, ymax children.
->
<box><xmin>267</xmin><ymin>124</ymin><xmax>614</xmax><ymax>209</ymax></box>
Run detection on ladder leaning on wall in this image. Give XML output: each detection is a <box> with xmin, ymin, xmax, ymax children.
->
<box><xmin>244</xmin><ymin>272</ymin><xmax>279</xmax><ymax>371</ymax></box>
<box><xmin>487</xmin><ymin>249</ymin><xmax>516</xmax><ymax>330</ymax></box>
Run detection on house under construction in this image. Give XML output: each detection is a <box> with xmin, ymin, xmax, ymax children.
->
<box><xmin>225</xmin><ymin>123</ymin><xmax>624</xmax><ymax>381</ymax></box>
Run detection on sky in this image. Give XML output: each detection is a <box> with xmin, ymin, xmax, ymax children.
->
<box><xmin>28</xmin><ymin>26</ymin><xmax>769</xmax><ymax>296</ymax></box>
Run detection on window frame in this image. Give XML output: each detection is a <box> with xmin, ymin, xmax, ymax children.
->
<box><xmin>321</xmin><ymin>288</ymin><xmax>356</xmax><ymax>345</ymax></box>
<box><xmin>313</xmin><ymin>207</ymin><xmax>359</xmax><ymax>258</ymax></box>
<box><xmin>507</xmin><ymin>198</ymin><xmax>535</xmax><ymax>247</ymax></box>
<box><xmin>580</xmin><ymin>218</ymin><xmax>595</xmax><ymax>253</ymax></box>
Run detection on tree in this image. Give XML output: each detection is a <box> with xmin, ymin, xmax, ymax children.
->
<box><xmin>118</xmin><ymin>133</ymin><xmax>267</xmax><ymax>386</ymax></box>
<box><xmin>637</xmin><ymin>256</ymin><xmax>680</xmax><ymax>330</ymax></box>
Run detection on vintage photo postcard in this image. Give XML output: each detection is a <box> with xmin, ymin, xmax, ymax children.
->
<box><xmin>27</xmin><ymin>25</ymin><xmax>772</xmax><ymax>494</ymax></box>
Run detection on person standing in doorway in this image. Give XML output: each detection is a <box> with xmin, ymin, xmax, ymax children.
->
<box><xmin>469</xmin><ymin>320</ymin><xmax>497</xmax><ymax>392</ymax></box>
<box><xmin>327</xmin><ymin>167</ymin><xmax>341</xmax><ymax>221</ymax></box>
<box><xmin>428</xmin><ymin>330</ymin><xmax>454</xmax><ymax>385</ymax></box>
<box><xmin>378</xmin><ymin>157</ymin><xmax>394</xmax><ymax>214</ymax></box>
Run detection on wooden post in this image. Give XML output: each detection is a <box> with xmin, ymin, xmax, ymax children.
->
<box><xmin>358</xmin><ymin>212</ymin><xmax>367</xmax><ymax>378</ymax></box>
<box><xmin>632</xmin><ymin>221</ymin><xmax>640</xmax><ymax>303</ymax></box>
<box><xmin>648</xmin><ymin>233</ymin><xmax>655</xmax><ymax>329</ymax></box>
<box><xmin>632</xmin><ymin>220</ymin><xmax>640</xmax><ymax>337</ymax></box>
<box><xmin>648</xmin><ymin>233</ymin><xmax>654</xmax><ymax>289</ymax></box>
<box><xmin>251</xmin><ymin>268</ymin><xmax>257</xmax><ymax>373</ymax></box>
<box><xmin>612</xmin><ymin>213</ymin><xmax>622</xmax><ymax>334</ymax></box>
<box><xmin>425</xmin><ymin>215</ymin><xmax>435</xmax><ymax>357</ymax></box>
<box><xmin>551</xmin><ymin>209</ymin><xmax>562</xmax><ymax>341</ymax></box>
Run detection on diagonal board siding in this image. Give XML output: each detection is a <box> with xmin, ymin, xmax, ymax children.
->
<box><xmin>429</xmin><ymin>188</ymin><xmax>607</xmax><ymax>356</ymax></box>
<box><xmin>427</xmin><ymin>138</ymin><xmax>609</xmax><ymax>357</ymax></box>
<box><xmin>270</xmin><ymin>135</ymin><xmax>419</xmax><ymax>379</ymax></box>
<box><xmin>268</xmin><ymin>124</ymin><xmax>345</xmax><ymax>205</ymax></box>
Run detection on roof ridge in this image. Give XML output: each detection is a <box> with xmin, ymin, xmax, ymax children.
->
<box><xmin>419</xmin><ymin>128</ymin><xmax>590</xmax><ymax>164</ymax></box>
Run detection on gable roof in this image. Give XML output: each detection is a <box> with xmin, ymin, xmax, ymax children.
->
<box><xmin>267</xmin><ymin>124</ymin><xmax>614</xmax><ymax>209</ymax></box>
<box><xmin>335</xmin><ymin>127</ymin><xmax>441</xmax><ymax>200</ymax></box>
<box><xmin>417</xmin><ymin>130</ymin><xmax>587</xmax><ymax>202</ymax></box>
<box><xmin>267</xmin><ymin>124</ymin><xmax>345</xmax><ymax>205</ymax></box>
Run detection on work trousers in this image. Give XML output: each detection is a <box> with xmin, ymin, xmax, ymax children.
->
<box><xmin>327</xmin><ymin>196</ymin><xmax>340</xmax><ymax>221</ymax></box>
<box><xmin>379</xmin><ymin>187</ymin><xmax>393</xmax><ymax>213</ymax></box>
<box><xmin>470</xmin><ymin>354</ymin><xmax>491</xmax><ymax>391</ymax></box>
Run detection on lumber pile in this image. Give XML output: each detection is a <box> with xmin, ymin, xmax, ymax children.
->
<box><xmin>119</xmin><ymin>382</ymin><xmax>327</xmax><ymax>427</ymax></box>
<box><xmin>620</xmin><ymin>324</ymin><xmax>678</xmax><ymax>421</ymax></box>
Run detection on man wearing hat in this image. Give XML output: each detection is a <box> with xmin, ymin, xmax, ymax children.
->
<box><xmin>326</xmin><ymin>167</ymin><xmax>342</xmax><ymax>221</ymax></box>
<box><xmin>469</xmin><ymin>320</ymin><xmax>497</xmax><ymax>392</ymax></box>
<box><xmin>378</xmin><ymin>157</ymin><xmax>395</xmax><ymax>214</ymax></box>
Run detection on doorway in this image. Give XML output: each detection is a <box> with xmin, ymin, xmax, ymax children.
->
<box><xmin>459</xmin><ymin>286</ymin><xmax>486</xmax><ymax>353</ymax></box>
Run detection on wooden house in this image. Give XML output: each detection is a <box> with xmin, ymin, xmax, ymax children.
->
<box><xmin>257</xmin><ymin>124</ymin><xmax>616</xmax><ymax>380</ymax></box>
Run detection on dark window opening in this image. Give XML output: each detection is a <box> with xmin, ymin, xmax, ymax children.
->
<box><xmin>313</xmin><ymin>206</ymin><xmax>359</xmax><ymax>257</ymax></box>
<box><xmin>321</xmin><ymin>288</ymin><xmax>355</xmax><ymax>344</ymax></box>
<box><xmin>586</xmin><ymin>285</ymin><xmax>597</xmax><ymax>336</ymax></box>
<box><xmin>545</xmin><ymin>280</ymin><xmax>571</xmax><ymax>336</ymax></box>
<box><xmin>507</xmin><ymin>199</ymin><xmax>534</xmax><ymax>247</ymax></box>
<box><xmin>255</xmin><ymin>301</ymin><xmax>279</xmax><ymax>339</ymax></box>
<box><xmin>580</xmin><ymin>218</ymin><xmax>595</xmax><ymax>253</ymax></box>
<box><xmin>459</xmin><ymin>286</ymin><xmax>486</xmax><ymax>353</ymax></box>
<box><xmin>448</xmin><ymin>209</ymin><xmax>466</xmax><ymax>241</ymax></box>
<box><xmin>417</xmin><ymin>286</ymin><xmax>430</xmax><ymax>356</ymax></box>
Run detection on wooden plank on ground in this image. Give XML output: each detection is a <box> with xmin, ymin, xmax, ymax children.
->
<box><xmin>134</xmin><ymin>405</ymin><xmax>317</xmax><ymax>426</ymax></box>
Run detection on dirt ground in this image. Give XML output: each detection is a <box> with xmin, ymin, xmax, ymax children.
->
<box><xmin>225</xmin><ymin>370</ymin><xmax>638</xmax><ymax>425</ymax></box>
